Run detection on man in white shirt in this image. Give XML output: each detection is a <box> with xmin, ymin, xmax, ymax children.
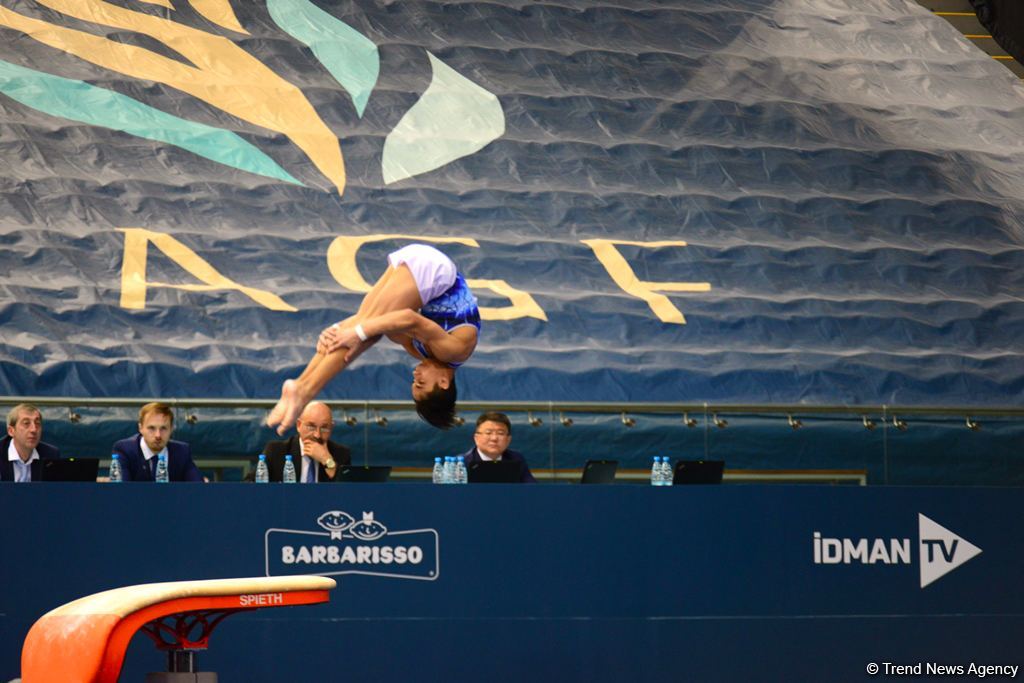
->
<box><xmin>1</xmin><ymin>404</ymin><xmax>62</xmax><ymax>482</ymax></box>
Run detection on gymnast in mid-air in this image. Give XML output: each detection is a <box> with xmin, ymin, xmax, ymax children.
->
<box><xmin>266</xmin><ymin>243</ymin><xmax>480</xmax><ymax>434</ymax></box>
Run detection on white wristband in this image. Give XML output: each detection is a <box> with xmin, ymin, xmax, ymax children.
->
<box><xmin>354</xmin><ymin>323</ymin><xmax>368</xmax><ymax>342</ymax></box>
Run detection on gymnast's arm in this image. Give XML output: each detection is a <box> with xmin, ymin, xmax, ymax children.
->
<box><xmin>324</xmin><ymin>309</ymin><xmax>475</xmax><ymax>364</ymax></box>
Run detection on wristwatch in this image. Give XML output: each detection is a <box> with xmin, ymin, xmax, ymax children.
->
<box><xmin>324</xmin><ymin>457</ymin><xmax>337</xmax><ymax>470</ymax></box>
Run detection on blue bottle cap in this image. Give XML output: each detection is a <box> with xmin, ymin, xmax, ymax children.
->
<box><xmin>285</xmin><ymin>454</ymin><xmax>293</xmax><ymax>461</ymax></box>
<box><xmin>435</xmin><ymin>457</ymin><xmax>442</xmax><ymax>463</ymax></box>
<box><xmin>259</xmin><ymin>453</ymin><xmax>266</xmax><ymax>460</ymax></box>
<box><xmin>111</xmin><ymin>453</ymin><xmax>119</xmax><ymax>459</ymax></box>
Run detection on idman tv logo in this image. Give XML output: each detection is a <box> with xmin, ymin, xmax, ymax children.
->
<box><xmin>265</xmin><ymin>510</ymin><xmax>439</xmax><ymax>581</ymax></box>
<box><xmin>812</xmin><ymin>513</ymin><xmax>982</xmax><ymax>588</ymax></box>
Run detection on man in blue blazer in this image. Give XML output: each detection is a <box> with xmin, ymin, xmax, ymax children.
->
<box><xmin>458</xmin><ymin>411</ymin><xmax>536</xmax><ymax>483</ymax></box>
<box><xmin>1</xmin><ymin>403</ymin><xmax>61</xmax><ymax>482</ymax></box>
<box><xmin>112</xmin><ymin>402</ymin><xmax>203</xmax><ymax>482</ymax></box>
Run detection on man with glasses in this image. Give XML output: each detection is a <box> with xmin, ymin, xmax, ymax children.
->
<box><xmin>255</xmin><ymin>401</ymin><xmax>350</xmax><ymax>483</ymax></box>
<box><xmin>458</xmin><ymin>411</ymin><xmax>536</xmax><ymax>483</ymax></box>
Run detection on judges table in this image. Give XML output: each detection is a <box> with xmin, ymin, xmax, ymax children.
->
<box><xmin>1</xmin><ymin>483</ymin><xmax>1021</xmax><ymax>682</ymax></box>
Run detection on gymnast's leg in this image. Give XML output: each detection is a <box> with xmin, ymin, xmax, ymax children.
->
<box><xmin>266</xmin><ymin>263</ymin><xmax>423</xmax><ymax>434</ymax></box>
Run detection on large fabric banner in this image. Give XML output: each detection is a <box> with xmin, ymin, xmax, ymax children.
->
<box><xmin>1</xmin><ymin>0</ymin><xmax>1023</xmax><ymax>405</ymax></box>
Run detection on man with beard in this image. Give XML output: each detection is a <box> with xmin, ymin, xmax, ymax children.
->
<box><xmin>112</xmin><ymin>402</ymin><xmax>203</xmax><ymax>482</ymax></box>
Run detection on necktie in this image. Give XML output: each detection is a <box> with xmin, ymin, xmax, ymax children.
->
<box><xmin>305</xmin><ymin>457</ymin><xmax>316</xmax><ymax>483</ymax></box>
<box><xmin>145</xmin><ymin>456</ymin><xmax>154</xmax><ymax>481</ymax></box>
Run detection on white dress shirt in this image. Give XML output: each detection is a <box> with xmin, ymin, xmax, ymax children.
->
<box><xmin>140</xmin><ymin>439</ymin><xmax>168</xmax><ymax>477</ymax></box>
<box><xmin>8</xmin><ymin>440</ymin><xmax>40</xmax><ymax>483</ymax></box>
<box><xmin>477</xmin><ymin>448</ymin><xmax>502</xmax><ymax>462</ymax></box>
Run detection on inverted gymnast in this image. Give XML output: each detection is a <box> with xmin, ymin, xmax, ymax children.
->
<box><xmin>266</xmin><ymin>243</ymin><xmax>480</xmax><ymax>434</ymax></box>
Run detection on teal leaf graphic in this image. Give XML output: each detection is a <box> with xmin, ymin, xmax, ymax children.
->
<box><xmin>267</xmin><ymin>0</ymin><xmax>379</xmax><ymax>117</ymax></box>
<box><xmin>0</xmin><ymin>59</ymin><xmax>302</xmax><ymax>185</ymax></box>
<box><xmin>382</xmin><ymin>52</ymin><xmax>505</xmax><ymax>185</ymax></box>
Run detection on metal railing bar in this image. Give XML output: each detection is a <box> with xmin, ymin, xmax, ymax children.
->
<box><xmin>3</xmin><ymin>396</ymin><xmax>1022</xmax><ymax>418</ymax></box>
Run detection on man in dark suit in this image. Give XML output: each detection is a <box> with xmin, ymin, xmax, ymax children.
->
<box><xmin>1</xmin><ymin>404</ymin><xmax>61</xmax><ymax>482</ymax></box>
<box><xmin>458</xmin><ymin>411</ymin><xmax>536</xmax><ymax>483</ymax></box>
<box><xmin>112</xmin><ymin>402</ymin><xmax>203</xmax><ymax>482</ymax></box>
<box><xmin>257</xmin><ymin>401</ymin><xmax>351</xmax><ymax>482</ymax></box>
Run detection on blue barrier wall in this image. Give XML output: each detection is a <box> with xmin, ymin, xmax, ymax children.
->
<box><xmin>0</xmin><ymin>483</ymin><xmax>1020</xmax><ymax>682</ymax></box>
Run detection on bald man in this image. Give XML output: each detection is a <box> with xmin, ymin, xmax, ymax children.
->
<box><xmin>255</xmin><ymin>402</ymin><xmax>351</xmax><ymax>483</ymax></box>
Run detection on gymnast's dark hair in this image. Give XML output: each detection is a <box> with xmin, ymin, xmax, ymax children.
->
<box><xmin>415</xmin><ymin>379</ymin><xmax>458</xmax><ymax>430</ymax></box>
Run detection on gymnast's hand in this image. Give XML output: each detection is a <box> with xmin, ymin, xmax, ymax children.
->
<box><xmin>317</xmin><ymin>323</ymin><xmax>356</xmax><ymax>355</ymax></box>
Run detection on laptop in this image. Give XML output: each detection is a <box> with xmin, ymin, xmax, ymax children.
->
<box><xmin>338</xmin><ymin>465</ymin><xmax>391</xmax><ymax>483</ymax></box>
<box><xmin>39</xmin><ymin>458</ymin><xmax>100</xmax><ymax>482</ymax></box>
<box><xmin>672</xmin><ymin>460</ymin><xmax>725</xmax><ymax>485</ymax></box>
<box><xmin>467</xmin><ymin>460</ymin><xmax>523</xmax><ymax>483</ymax></box>
<box><xmin>580</xmin><ymin>459</ymin><xmax>618</xmax><ymax>484</ymax></box>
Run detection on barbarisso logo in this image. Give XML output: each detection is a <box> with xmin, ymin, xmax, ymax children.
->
<box><xmin>265</xmin><ymin>510</ymin><xmax>439</xmax><ymax>581</ymax></box>
<box><xmin>813</xmin><ymin>513</ymin><xmax>982</xmax><ymax>588</ymax></box>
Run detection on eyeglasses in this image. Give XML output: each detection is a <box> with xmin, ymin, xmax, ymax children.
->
<box><xmin>300</xmin><ymin>422</ymin><xmax>333</xmax><ymax>434</ymax></box>
<box><xmin>476</xmin><ymin>430</ymin><xmax>509</xmax><ymax>438</ymax></box>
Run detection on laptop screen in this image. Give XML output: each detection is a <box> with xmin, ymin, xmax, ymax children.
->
<box><xmin>467</xmin><ymin>460</ymin><xmax>522</xmax><ymax>483</ymax></box>
<box><xmin>338</xmin><ymin>465</ymin><xmax>391</xmax><ymax>482</ymax></box>
<box><xmin>672</xmin><ymin>460</ymin><xmax>725</xmax><ymax>485</ymax></box>
<box><xmin>39</xmin><ymin>458</ymin><xmax>100</xmax><ymax>482</ymax></box>
<box><xmin>580</xmin><ymin>460</ymin><xmax>618</xmax><ymax>484</ymax></box>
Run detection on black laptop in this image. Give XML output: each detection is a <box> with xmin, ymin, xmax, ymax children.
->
<box><xmin>467</xmin><ymin>460</ymin><xmax>523</xmax><ymax>483</ymax></box>
<box><xmin>672</xmin><ymin>460</ymin><xmax>725</xmax><ymax>485</ymax></box>
<box><xmin>338</xmin><ymin>465</ymin><xmax>391</xmax><ymax>482</ymax></box>
<box><xmin>580</xmin><ymin>459</ymin><xmax>618</xmax><ymax>484</ymax></box>
<box><xmin>39</xmin><ymin>458</ymin><xmax>100</xmax><ymax>482</ymax></box>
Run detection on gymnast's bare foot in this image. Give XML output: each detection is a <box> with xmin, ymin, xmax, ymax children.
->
<box><xmin>267</xmin><ymin>379</ymin><xmax>311</xmax><ymax>435</ymax></box>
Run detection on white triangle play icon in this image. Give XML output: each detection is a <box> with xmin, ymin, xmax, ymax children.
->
<box><xmin>919</xmin><ymin>514</ymin><xmax>982</xmax><ymax>588</ymax></box>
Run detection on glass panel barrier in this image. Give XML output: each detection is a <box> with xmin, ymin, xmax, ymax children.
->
<box><xmin>8</xmin><ymin>399</ymin><xmax>1023</xmax><ymax>486</ymax></box>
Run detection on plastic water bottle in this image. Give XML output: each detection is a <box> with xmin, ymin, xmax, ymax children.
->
<box><xmin>455</xmin><ymin>456</ymin><xmax>468</xmax><ymax>484</ymax></box>
<box><xmin>660</xmin><ymin>457</ymin><xmax>673</xmax><ymax>486</ymax></box>
<box><xmin>255</xmin><ymin>453</ymin><xmax>269</xmax><ymax>484</ymax></box>
<box><xmin>154</xmin><ymin>453</ymin><xmax>169</xmax><ymax>483</ymax></box>
<box><xmin>432</xmin><ymin>457</ymin><xmax>444</xmax><ymax>484</ymax></box>
<box><xmin>283</xmin><ymin>454</ymin><xmax>297</xmax><ymax>483</ymax></box>
<box><xmin>650</xmin><ymin>456</ymin><xmax>661</xmax><ymax>486</ymax></box>
<box><xmin>443</xmin><ymin>456</ymin><xmax>455</xmax><ymax>484</ymax></box>
<box><xmin>108</xmin><ymin>453</ymin><xmax>122</xmax><ymax>483</ymax></box>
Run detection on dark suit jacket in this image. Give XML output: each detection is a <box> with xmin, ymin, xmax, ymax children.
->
<box><xmin>112</xmin><ymin>435</ymin><xmax>202</xmax><ymax>482</ymax></box>
<box><xmin>458</xmin><ymin>446</ymin><xmax>537</xmax><ymax>483</ymax></box>
<box><xmin>0</xmin><ymin>436</ymin><xmax>61</xmax><ymax>482</ymax></box>
<box><xmin>258</xmin><ymin>435</ymin><xmax>351</xmax><ymax>483</ymax></box>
